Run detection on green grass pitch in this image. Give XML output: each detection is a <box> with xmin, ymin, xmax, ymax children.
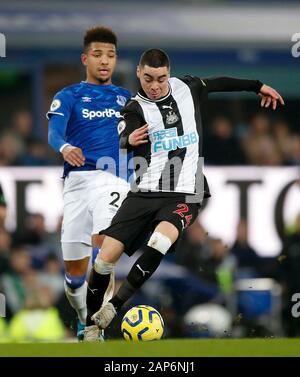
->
<box><xmin>0</xmin><ymin>338</ymin><xmax>300</xmax><ymax>357</ymax></box>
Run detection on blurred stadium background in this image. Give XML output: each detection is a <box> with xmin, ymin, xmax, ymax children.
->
<box><xmin>0</xmin><ymin>0</ymin><xmax>300</xmax><ymax>344</ymax></box>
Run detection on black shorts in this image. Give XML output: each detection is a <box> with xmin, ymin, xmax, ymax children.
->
<box><xmin>100</xmin><ymin>191</ymin><xmax>200</xmax><ymax>256</ymax></box>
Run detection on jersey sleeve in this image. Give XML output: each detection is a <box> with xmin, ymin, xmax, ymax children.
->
<box><xmin>181</xmin><ymin>74</ymin><xmax>263</xmax><ymax>101</ymax></box>
<box><xmin>46</xmin><ymin>89</ymin><xmax>74</xmax><ymax>120</ymax></box>
<box><xmin>48</xmin><ymin>115</ymin><xmax>70</xmax><ymax>153</ymax></box>
<box><xmin>200</xmin><ymin>76</ymin><xmax>263</xmax><ymax>94</ymax></box>
<box><xmin>47</xmin><ymin>89</ymin><xmax>74</xmax><ymax>153</ymax></box>
<box><xmin>118</xmin><ymin>100</ymin><xmax>145</xmax><ymax>151</ymax></box>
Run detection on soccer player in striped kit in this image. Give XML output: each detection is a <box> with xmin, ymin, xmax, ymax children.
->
<box><xmin>84</xmin><ymin>48</ymin><xmax>284</xmax><ymax>341</ymax></box>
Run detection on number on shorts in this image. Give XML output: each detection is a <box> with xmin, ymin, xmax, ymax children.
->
<box><xmin>109</xmin><ymin>192</ymin><xmax>121</xmax><ymax>208</ymax></box>
<box><xmin>173</xmin><ymin>203</ymin><xmax>189</xmax><ymax>217</ymax></box>
<box><xmin>173</xmin><ymin>204</ymin><xmax>193</xmax><ymax>228</ymax></box>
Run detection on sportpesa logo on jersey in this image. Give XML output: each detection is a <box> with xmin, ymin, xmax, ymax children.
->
<box><xmin>150</xmin><ymin>127</ymin><xmax>198</xmax><ymax>152</ymax></box>
<box><xmin>82</xmin><ymin>108</ymin><xmax>122</xmax><ymax>120</ymax></box>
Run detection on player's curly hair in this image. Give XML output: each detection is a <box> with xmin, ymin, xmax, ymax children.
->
<box><xmin>84</xmin><ymin>26</ymin><xmax>117</xmax><ymax>51</ymax></box>
<box><xmin>139</xmin><ymin>49</ymin><xmax>170</xmax><ymax>68</ymax></box>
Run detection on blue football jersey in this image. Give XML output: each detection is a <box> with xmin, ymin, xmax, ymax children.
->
<box><xmin>47</xmin><ymin>81</ymin><xmax>132</xmax><ymax>179</ymax></box>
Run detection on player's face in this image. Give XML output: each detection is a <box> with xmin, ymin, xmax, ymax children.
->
<box><xmin>81</xmin><ymin>42</ymin><xmax>117</xmax><ymax>84</ymax></box>
<box><xmin>137</xmin><ymin>65</ymin><xmax>170</xmax><ymax>100</ymax></box>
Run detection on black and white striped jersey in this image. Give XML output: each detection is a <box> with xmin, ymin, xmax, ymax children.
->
<box><xmin>119</xmin><ymin>75</ymin><xmax>262</xmax><ymax>195</ymax></box>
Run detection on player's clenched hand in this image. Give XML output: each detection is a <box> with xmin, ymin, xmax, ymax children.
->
<box><xmin>259</xmin><ymin>84</ymin><xmax>285</xmax><ymax>110</ymax></box>
<box><xmin>128</xmin><ymin>124</ymin><xmax>149</xmax><ymax>146</ymax></box>
<box><xmin>61</xmin><ymin>145</ymin><xmax>85</xmax><ymax>167</ymax></box>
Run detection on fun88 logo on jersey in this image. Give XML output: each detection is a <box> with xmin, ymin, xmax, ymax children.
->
<box><xmin>82</xmin><ymin>108</ymin><xmax>122</xmax><ymax>120</ymax></box>
<box><xmin>151</xmin><ymin>127</ymin><xmax>198</xmax><ymax>153</ymax></box>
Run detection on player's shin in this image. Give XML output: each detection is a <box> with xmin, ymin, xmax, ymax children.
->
<box><xmin>86</xmin><ymin>257</ymin><xmax>115</xmax><ymax>326</ymax></box>
<box><xmin>110</xmin><ymin>244</ymin><xmax>167</xmax><ymax>311</ymax></box>
<box><xmin>64</xmin><ymin>274</ymin><xmax>87</xmax><ymax>325</ymax></box>
<box><xmin>92</xmin><ymin>248</ymin><xmax>115</xmax><ymax>308</ymax></box>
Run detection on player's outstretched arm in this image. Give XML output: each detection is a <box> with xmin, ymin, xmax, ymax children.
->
<box><xmin>259</xmin><ymin>84</ymin><xmax>285</xmax><ymax>110</ymax></box>
<box><xmin>203</xmin><ymin>76</ymin><xmax>263</xmax><ymax>94</ymax></box>
<box><xmin>203</xmin><ymin>76</ymin><xmax>284</xmax><ymax>110</ymax></box>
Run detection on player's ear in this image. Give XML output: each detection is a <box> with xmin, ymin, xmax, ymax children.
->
<box><xmin>136</xmin><ymin>65</ymin><xmax>141</xmax><ymax>78</ymax></box>
<box><xmin>81</xmin><ymin>53</ymin><xmax>87</xmax><ymax>66</ymax></box>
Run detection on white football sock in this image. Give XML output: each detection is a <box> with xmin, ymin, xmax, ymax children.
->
<box><xmin>64</xmin><ymin>280</ymin><xmax>87</xmax><ymax>324</ymax></box>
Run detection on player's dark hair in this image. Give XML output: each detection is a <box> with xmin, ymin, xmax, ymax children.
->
<box><xmin>139</xmin><ymin>49</ymin><xmax>170</xmax><ymax>68</ymax></box>
<box><xmin>83</xmin><ymin>26</ymin><xmax>117</xmax><ymax>51</ymax></box>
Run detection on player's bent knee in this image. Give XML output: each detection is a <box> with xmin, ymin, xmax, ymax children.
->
<box><xmin>94</xmin><ymin>255</ymin><xmax>115</xmax><ymax>275</ymax></box>
<box><xmin>64</xmin><ymin>254</ymin><xmax>90</xmax><ymax>277</ymax></box>
<box><xmin>64</xmin><ymin>273</ymin><xmax>86</xmax><ymax>289</ymax></box>
<box><xmin>147</xmin><ymin>232</ymin><xmax>172</xmax><ymax>255</ymax></box>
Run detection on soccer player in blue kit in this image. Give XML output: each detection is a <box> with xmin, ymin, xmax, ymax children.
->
<box><xmin>47</xmin><ymin>26</ymin><xmax>131</xmax><ymax>340</ymax></box>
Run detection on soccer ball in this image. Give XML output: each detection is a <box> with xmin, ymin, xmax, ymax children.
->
<box><xmin>121</xmin><ymin>305</ymin><xmax>164</xmax><ymax>341</ymax></box>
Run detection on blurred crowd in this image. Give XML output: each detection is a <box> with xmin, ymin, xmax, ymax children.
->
<box><xmin>0</xmin><ymin>181</ymin><xmax>300</xmax><ymax>341</ymax></box>
<box><xmin>0</xmin><ymin>110</ymin><xmax>59</xmax><ymax>167</ymax></box>
<box><xmin>0</xmin><ymin>109</ymin><xmax>300</xmax><ymax>167</ymax></box>
<box><xmin>204</xmin><ymin>113</ymin><xmax>300</xmax><ymax>166</ymax></box>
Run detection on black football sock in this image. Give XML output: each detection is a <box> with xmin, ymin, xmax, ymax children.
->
<box><xmin>110</xmin><ymin>246</ymin><xmax>164</xmax><ymax>311</ymax></box>
<box><xmin>110</xmin><ymin>282</ymin><xmax>135</xmax><ymax>312</ymax></box>
<box><xmin>86</xmin><ymin>268</ymin><xmax>111</xmax><ymax>326</ymax></box>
